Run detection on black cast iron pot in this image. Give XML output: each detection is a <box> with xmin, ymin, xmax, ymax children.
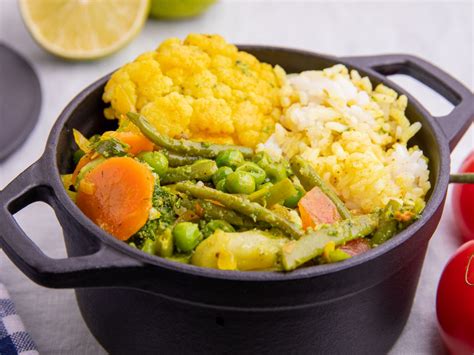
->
<box><xmin>0</xmin><ymin>48</ymin><xmax>473</xmax><ymax>354</ymax></box>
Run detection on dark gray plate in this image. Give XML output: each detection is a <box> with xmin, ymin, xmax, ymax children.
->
<box><xmin>0</xmin><ymin>43</ymin><xmax>41</xmax><ymax>161</ymax></box>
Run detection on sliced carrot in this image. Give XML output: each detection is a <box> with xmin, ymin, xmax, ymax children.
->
<box><xmin>109</xmin><ymin>131</ymin><xmax>154</xmax><ymax>156</ymax></box>
<box><xmin>71</xmin><ymin>154</ymin><xmax>92</xmax><ymax>185</ymax></box>
<box><xmin>298</xmin><ymin>186</ymin><xmax>341</xmax><ymax>230</ymax></box>
<box><xmin>76</xmin><ymin>157</ymin><xmax>155</xmax><ymax>241</ymax></box>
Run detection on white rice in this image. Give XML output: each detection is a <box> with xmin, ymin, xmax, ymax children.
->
<box><xmin>258</xmin><ymin>64</ymin><xmax>431</xmax><ymax>213</ymax></box>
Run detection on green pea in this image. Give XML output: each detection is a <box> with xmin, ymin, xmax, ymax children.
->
<box><xmin>173</xmin><ymin>222</ymin><xmax>202</xmax><ymax>252</ymax></box>
<box><xmin>266</xmin><ymin>164</ymin><xmax>287</xmax><ymax>183</ymax></box>
<box><xmin>252</xmin><ymin>151</ymin><xmax>272</xmax><ymax>167</ymax></box>
<box><xmin>225</xmin><ymin>171</ymin><xmax>256</xmax><ymax>194</ymax></box>
<box><xmin>216</xmin><ymin>150</ymin><xmax>244</xmax><ymax>169</ymax></box>
<box><xmin>283</xmin><ymin>185</ymin><xmax>305</xmax><ymax>208</ymax></box>
<box><xmin>138</xmin><ymin>151</ymin><xmax>169</xmax><ymax>177</ymax></box>
<box><xmin>236</xmin><ymin>162</ymin><xmax>266</xmax><ymax>185</ymax></box>
<box><xmin>253</xmin><ymin>152</ymin><xmax>287</xmax><ymax>183</ymax></box>
<box><xmin>202</xmin><ymin>220</ymin><xmax>235</xmax><ymax>238</ymax></box>
<box><xmin>216</xmin><ymin>179</ymin><xmax>227</xmax><ymax>192</ymax></box>
<box><xmin>212</xmin><ymin>166</ymin><xmax>233</xmax><ymax>186</ymax></box>
<box><xmin>73</xmin><ymin>149</ymin><xmax>85</xmax><ymax>165</ymax></box>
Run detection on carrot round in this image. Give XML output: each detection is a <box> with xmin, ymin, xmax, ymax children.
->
<box><xmin>298</xmin><ymin>186</ymin><xmax>341</xmax><ymax>230</ymax></box>
<box><xmin>110</xmin><ymin>131</ymin><xmax>154</xmax><ymax>155</ymax></box>
<box><xmin>76</xmin><ymin>157</ymin><xmax>155</xmax><ymax>240</ymax></box>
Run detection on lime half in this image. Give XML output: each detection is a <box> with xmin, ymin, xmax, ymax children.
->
<box><xmin>19</xmin><ymin>0</ymin><xmax>150</xmax><ymax>60</ymax></box>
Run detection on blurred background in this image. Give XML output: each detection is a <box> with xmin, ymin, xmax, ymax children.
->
<box><xmin>0</xmin><ymin>0</ymin><xmax>472</xmax><ymax>353</ymax></box>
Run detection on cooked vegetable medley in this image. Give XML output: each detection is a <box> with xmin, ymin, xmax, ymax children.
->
<box><xmin>62</xmin><ymin>34</ymin><xmax>430</xmax><ymax>271</ymax></box>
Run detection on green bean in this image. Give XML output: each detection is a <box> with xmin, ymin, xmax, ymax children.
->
<box><xmin>264</xmin><ymin>178</ymin><xmax>297</xmax><ymax>207</ymax></box>
<box><xmin>164</xmin><ymin>151</ymin><xmax>202</xmax><ymax>167</ymax></box>
<box><xmin>248</xmin><ymin>179</ymin><xmax>297</xmax><ymax>207</ymax></box>
<box><xmin>161</xmin><ymin>160</ymin><xmax>218</xmax><ymax>184</ymax></box>
<box><xmin>283</xmin><ymin>185</ymin><xmax>305</xmax><ymax>208</ymax></box>
<box><xmin>371</xmin><ymin>200</ymin><xmax>402</xmax><ymax>246</ymax></box>
<box><xmin>156</xmin><ymin>228</ymin><xmax>174</xmax><ymax>257</ymax></box>
<box><xmin>248</xmin><ymin>183</ymin><xmax>273</xmax><ymax>202</ymax></box>
<box><xmin>127</xmin><ymin>112</ymin><xmax>254</xmax><ymax>158</ymax></box>
<box><xmin>175</xmin><ymin>182</ymin><xmax>304</xmax><ymax>239</ymax></box>
<box><xmin>290</xmin><ymin>156</ymin><xmax>351</xmax><ymax>220</ymax></box>
<box><xmin>180</xmin><ymin>199</ymin><xmax>258</xmax><ymax>228</ymax></box>
<box><xmin>281</xmin><ymin>214</ymin><xmax>378</xmax><ymax>271</ymax></box>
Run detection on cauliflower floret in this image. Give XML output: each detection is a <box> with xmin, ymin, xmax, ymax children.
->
<box><xmin>140</xmin><ymin>92</ymin><xmax>193</xmax><ymax>138</ymax></box>
<box><xmin>103</xmin><ymin>33</ymin><xmax>284</xmax><ymax>147</ymax></box>
<box><xmin>156</xmin><ymin>38</ymin><xmax>211</xmax><ymax>74</ymax></box>
<box><xmin>184</xmin><ymin>33</ymin><xmax>237</xmax><ymax>57</ymax></box>
<box><xmin>190</xmin><ymin>98</ymin><xmax>234</xmax><ymax>135</ymax></box>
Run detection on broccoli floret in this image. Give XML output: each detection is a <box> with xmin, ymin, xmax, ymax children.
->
<box><xmin>152</xmin><ymin>185</ymin><xmax>179</xmax><ymax>227</ymax></box>
<box><xmin>128</xmin><ymin>185</ymin><xmax>179</xmax><ymax>248</ymax></box>
<box><xmin>136</xmin><ymin>219</ymin><xmax>160</xmax><ymax>241</ymax></box>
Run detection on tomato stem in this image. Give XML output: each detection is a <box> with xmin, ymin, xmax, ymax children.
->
<box><xmin>449</xmin><ymin>173</ymin><xmax>474</xmax><ymax>184</ymax></box>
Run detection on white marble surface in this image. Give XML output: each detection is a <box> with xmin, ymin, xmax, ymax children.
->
<box><xmin>0</xmin><ymin>0</ymin><xmax>472</xmax><ymax>353</ymax></box>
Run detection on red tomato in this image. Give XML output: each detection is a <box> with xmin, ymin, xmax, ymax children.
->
<box><xmin>452</xmin><ymin>151</ymin><xmax>474</xmax><ymax>242</ymax></box>
<box><xmin>436</xmin><ymin>241</ymin><xmax>474</xmax><ymax>355</ymax></box>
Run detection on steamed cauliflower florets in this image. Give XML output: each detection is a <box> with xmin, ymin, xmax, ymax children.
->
<box><xmin>103</xmin><ymin>34</ymin><xmax>285</xmax><ymax>147</ymax></box>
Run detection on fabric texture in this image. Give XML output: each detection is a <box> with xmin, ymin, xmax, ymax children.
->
<box><xmin>0</xmin><ymin>284</ymin><xmax>38</xmax><ymax>355</ymax></box>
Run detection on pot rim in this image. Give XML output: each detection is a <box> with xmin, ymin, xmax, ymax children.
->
<box><xmin>44</xmin><ymin>45</ymin><xmax>451</xmax><ymax>282</ymax></box>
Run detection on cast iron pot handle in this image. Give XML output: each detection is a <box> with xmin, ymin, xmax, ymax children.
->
<box><xmin>0</xmin><ymin>159</ymin><xmax>143</xmax><ymax>289</ymax></box>
<box><xmin>342</xmin><ymin>54</ymin><xmax>473</xmax><ymax>151</ymax></box>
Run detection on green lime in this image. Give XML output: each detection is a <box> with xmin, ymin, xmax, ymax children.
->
<box><xmin>150</xmin><ymin>0</ymin><xmax>217</xmax><ymax>19</ymax></box>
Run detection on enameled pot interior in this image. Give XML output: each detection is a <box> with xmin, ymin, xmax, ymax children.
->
<box><xmin>53</xmin><ymin>47</ymin><xmax>444</xmax><ymax>278</ymax></box>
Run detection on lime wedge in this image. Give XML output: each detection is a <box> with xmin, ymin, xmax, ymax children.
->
<box><xmin>19</xmin><ymin>0</ymin><xmax>150</xmax><ymax>60</ymax></box>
